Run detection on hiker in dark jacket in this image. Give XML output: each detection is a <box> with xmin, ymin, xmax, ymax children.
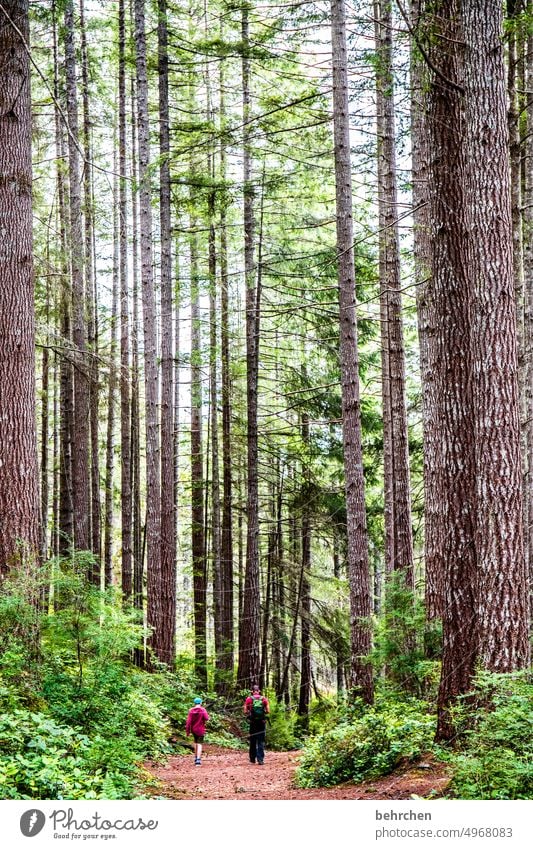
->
<box><xmin>185</xmin><ymin>697</ymin><xmax>210</xmax><ymax>765</ymax></box>
<box><xmin>243</xmin><ymin>685</ymin><xmax>270</xmax><ymax>765</ymax></box>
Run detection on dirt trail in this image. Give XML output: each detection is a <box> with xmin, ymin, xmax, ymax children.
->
<box><xmin>144</xmin><ymin>747</ymin><xmax>450</xmax><ymax>800</ymax></box>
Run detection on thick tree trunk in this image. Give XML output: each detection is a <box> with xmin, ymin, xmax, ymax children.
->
<box><xmin>0</xmin><ymin>0</ymin><xmax>40</xmax><ymax>573</ymax></box>
<box><xmin>330</xmin><ymin>0</ymin><xmax>373</xmax><ymax>702</ymax></box>
<box><xmin>524</xmin><ymin>19</ymin><xmax>533</xmax><ymax>610</ymax></box>
<box><xmin>464</xmin><ymin>0</ymin><xmax>529</xmax><ymax>672</ymax></box>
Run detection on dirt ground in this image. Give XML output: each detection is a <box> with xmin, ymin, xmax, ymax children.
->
<box><xmin>144</xmin><ymin>747</ymin><xmax>450</xmax><ymax>800</ymax></box>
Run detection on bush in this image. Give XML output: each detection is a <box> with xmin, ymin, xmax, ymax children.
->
<box><xmin>369</xmin><ymin>572</ymin><xmax>441</xmax><ymax>698</ymax></box>
<box><xmin>0</xmin><ymin>709</ymin><xmax>110</xmax><ymax>799</ymax></box>
<box><xmin>446</xmin><ymin>671</ymin><xmax>533</xmax><ymax>800</ymax></box>
<box><xmin>295</xmin><ymin>701</ymin><xmax>435</xmax><ymax>788</ymax></box>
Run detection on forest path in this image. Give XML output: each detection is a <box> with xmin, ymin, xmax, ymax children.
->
<box><xmin>144</xmin><ymin>747</ymin><xmax>450</xmax><ymax>800</ymax></box>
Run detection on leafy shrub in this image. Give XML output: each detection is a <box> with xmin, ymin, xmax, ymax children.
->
<box><xmin>446</xmin><ymin>671</ymin><xmax>533</xmax><ymax>800</ymax></box>
<box><xmin>369</xmin><ymin>572</ymin><xmax>441</xmax><ymax>698</ymax></box>
<box><xmin>265</xmin><ymin>697</ymin><xmax>298</xmax><ymax>750</ymax></box>
<box><xmin>0</xmin><ymin>709</ymin><xmax>110</xmax><ymax>799</ymax></box>
<box><xmin>295</xmin><ymin>702</ymin><xmax>435</xmax><ymax>788</ymax></box>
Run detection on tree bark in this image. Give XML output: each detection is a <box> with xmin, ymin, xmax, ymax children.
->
<box><xmin>374</xmin><ymin>0</ymin><xmax>414</xmax><ymax>586</ymax></box>
<box><xmin>190</xmin><ymin>215</ymin><xmax>207</xmax><ymax>686</ymax></box>
<box><xmin>65</xmin><ymin>0</ymin><xmax>91</xmax><ymax>554</ymax></box>
<box><xmin>464</xmin><ymin>0</ymin><xmax>529</xmax><ymax>672</ymax></box>
<box><xmin>409</xmin><ymin>0</ymin><xmax>443</xmax><ymax>618</ymax></box>
<box><xmin>158</xmin><ymin>0</ymin><xmax>176</xmax><ymax>667</ymax></box>
<box><xmin>119</xmin><ymin>0</ymin><xmax>133</xmax><ymax>602</ymax></box>
<box><xmin>134</xmin><ymin>0</ymin><xmax>162</xmax><ymax>664</ymax></box>
<box><xmin>330</xmin><ymin>0</ymin><xmax>373</xmax><ymax>702</ymax></box>
<box><xmin>237</xmin><ymin>1</ymin><xmax>261</xmax><ymax>689</ymax></box>
<box><xmin>0</xmin><ymin>0</ymin><xmax>40</xmax><ymax>574</ymax></box>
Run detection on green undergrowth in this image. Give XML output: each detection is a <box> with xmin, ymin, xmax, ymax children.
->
<box><xmin>443</xmin><ymin>671</ymin><xmax>533</xmax><ymax>800</ymax></box>
<box><xmin>0</xmin><ymin>561</ymin><xmax>241</xmax><ymax>799</ymax></box>
<box><xmin>295</xmin><ymin>697</ymin><xmax>435</xmax><ymax>788</ymax></box>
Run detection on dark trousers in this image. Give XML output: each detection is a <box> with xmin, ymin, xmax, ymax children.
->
<box><xmin>249</xmin><ymin>723</ymin><xmax>266</xmax><ymax>763</ymax></box>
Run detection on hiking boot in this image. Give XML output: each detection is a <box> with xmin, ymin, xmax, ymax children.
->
<box><xmin>257</xmin><ymin>760</ymin><xmax>264</xmax><ymax>765</ymax></box>
<box><xmin>194</xmin><ymin>758</ymin><xmax>201</xmax><ymax>765</ymax></box>
<box><xmin>249</xmin><ymin>758</ymin><xmax>256</xmax><ymax>764</ymax></box>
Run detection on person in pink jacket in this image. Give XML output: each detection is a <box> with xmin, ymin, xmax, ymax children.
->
<box><xmin>185</xmin><ymin>697</ymin><xmax>210</xmax><ymax>765</ymax></box>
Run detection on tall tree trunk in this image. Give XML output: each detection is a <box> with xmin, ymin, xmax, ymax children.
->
<box><xmin>297</xmin><ymin>411</ymin><xmax>311</xmax><ymax>728</ymax></box>
<box><xmin>209</xmin><ymin>190</ymin><xmax>224</xmax><ymax>689</ymax></box>
<box><xmin>524</xmin><ymin>10</ymin><xmax>533</xmax><ymax>607</ymax></box>
<box><xmin>190</xmin><ymin>216</ymin><xmax>207</xmax><ymax>686</ymax></box>
<box><xmin>158</xmin><ymin>0</ymin><xmax>176</xmax><ymax>667</ymax></box>
<box><xmin>374</xmin><ymin>0</ymin><xmax>414</xmax><ymax>585</ymax></box>
<box><xmin>0</xmin><ymin>0</ymin><xmax>40</xmax><ymax>573</ymax></box>
<box><xmin>54</xmin><ymin>0</ymin><xmax>73</xmax><ymax>556</ymax></box>
<box><xmin>423</xmin><ymin>0</ymin><xmax>477</xmax><ymax>740</ymax></box>
<box><xmin>41</xmin><ymin>270</ymin><xmax>50</xmax><ymax>563</ymax></box>
<box><xmin>80</xmin><ymin>0</ymin><xmax>100</xmax><ymax>579</ymax></box>
<box><xmin>130</xmin><ymin>69</ymin><xmax>143</xmax><ymax>665</ymax></box>
<box><xmin>119</xmin><ymin>0</ymin><xmax>133</xmax><ymax>602</ymax></box>
<box><xmin>464</xmin><ymin>0</ymin><xmax>528</xmax><ymax>672</ymax></box>
<box><xmin>219</xmin><ymin>53</ymin><xmax>234</xmax><ymax>688</ymax></box>
<box><xmin>237</xmin><ymin>1</ymin><xmax>261</xmax><ymax>688</ymax></box>
<box><xmin>409</xmin><ymin>0</ymin><xmax>443</xmax><ymax>618</ymax></box>
<box><xmin>134</xmin><ymin>0</ymin><xmax>162</xmax><ymax>664</ymax></box>
<box><xmin>330</xmin><ymin>0</ymin><xmax>373</xmax><ymax>702</ymax></box>
<box><xmin>65</xmin><ymin>0</ymin><xmax>91</xmax><ymax>554</ymax></box>
<box><xmin>103</xmin><ymin>173</ymin><xmax>119</xmax><ymax>587</ymax></box>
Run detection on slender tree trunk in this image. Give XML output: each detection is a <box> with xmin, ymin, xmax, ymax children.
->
<box><xmin>134</xmin><ymin>0</ymin><xmax>162</xmax><ymax>664</ymax></box>
<box><xmin>209</xmin><ymin>190</ymin><xmax>224</xmax><ymax>689</ymax></box>
<box><xmin>119</xmin><ymin>0</ymin><xmax>133</xmax><ymax>602</ymax></box>
<box><xmin>0</xmin><ymin>0</ymin><xmax>40</xmax><ymax>573</ymax></box>
<box><xmin>158</xmin><ymin>0</ymin><xmax>176</xmax><ymax>666</ymax></box>
<box><xmin>103</xmin><ymin>173</ymin><xmax>119</xmax><ymax>588</ymax></box>
<box><xmin>330</xmin><ymin>0</ymin><xmax>373</xmax><ymax>702</ymax></box>
<box><xmin>54</xmin><ymin>0</ymin><xmax>73</xmax><ymax>556</ymax></box>
<box><xmin>129</xmin><ymin>68</ymin><xmax>143</xmax><ymax>665</ymax></box>
<box><xmin>80</xmin><ymin>0</ymin><xmax>100</xmax><ymax>579</ymax></box>
<box><xmin>190</xmin><ymin>214</ymin><xmax>207</xmax><ymax>686</ymax></box>
<box><xmin>374</xmin><ymin>0</ymin><xmax>414</xmax><ymax>585</ymax></box>
<box><xmin>65</xmin><ymin>0</ymin><xmax>91</xmax><ymax>554</ymax></box>
<box><xmin>237</xmin><ymin>1</ymin><xmax>261</xmax><ymax>689</ymax></box>
<box><xmin>219</xmin><ymin>53</ymin><xmax>234</xmax><ymax>688</ymax></box>
<box><xmin>41</xmin><ymin>273</ymin><xmax>50</xmax><ymax>563</ymax></box>
<box><xmin>298</xmin><ymin>411</ymin><xmax>311</xmax><ymax>728</ymax></box>
<box><xmin>409</xmin><ymin>0</ymin><xmax>443</xmax><ymax>618</ymax></box>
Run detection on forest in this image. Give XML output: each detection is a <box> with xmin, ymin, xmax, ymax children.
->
<box><xmin>0</xmin><ymin>0</ymin><xmax>531</xmax><ymax>802</ymax></box>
